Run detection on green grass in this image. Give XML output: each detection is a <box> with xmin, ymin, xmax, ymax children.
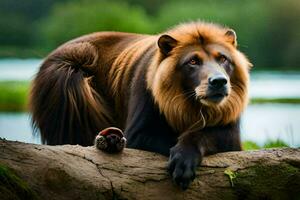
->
<box><xmin>251</xmin><ymin>98</ymin><xmax>300</xmax><ymax>104</ymax></box>
<box><xmin>0</xmin><ymin>81</ymin><xmax>30</xmax><ymax>112</ymax></box>
<box><xmin>242</xmin><ymin>140</ymin><xmax>261</xmax><ymax>150</ymax></box>
<box><xmin>263</xmin><ymin>139</ymin><xmax>289</xmax><ymax>148</ymax></box>
<box><xmin>243</xmin><ymin>139</ymin><xmax>291</xmax><ymax>150</ymax></box>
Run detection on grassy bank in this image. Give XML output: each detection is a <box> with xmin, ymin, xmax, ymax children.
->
<box><xmin>0</xmin><ymin>81</ymin><xmax>29</xmax><ymax>112</ymax></box>
<box><xmin>250</xmin><ymin>98</ymin><xmax>300</xmax><ymax>104</ymax></box>
<box><xmin>242</xmin><ymin>139</ymin><xmax>290</xmax><ymax>150</ymax></box>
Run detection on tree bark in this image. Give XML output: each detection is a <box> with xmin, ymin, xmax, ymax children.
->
<box><xmin>0</xmin><ymin>139</ymin><xmax>300</xmax><ymax>200</ymax></box>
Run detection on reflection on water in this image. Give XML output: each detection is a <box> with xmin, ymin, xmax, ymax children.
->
<box><xmin>0</xmin><ymin>104</ymin><xmax>299</xmax><ymax>147</ymax></box>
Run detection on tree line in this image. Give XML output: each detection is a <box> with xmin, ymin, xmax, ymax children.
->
<box><xmin>0</xmin><ymin>0</ymin><xmax>299</xmax><ymax>69</ymax></box>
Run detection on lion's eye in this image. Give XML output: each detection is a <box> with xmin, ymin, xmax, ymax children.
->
<box><xmin>188</xmin><ymin>57</ymin><xmax>201</xmax><ymax>66</ymax></box>
<box><xmin>184</xmin><ymin>56</ymin><xmax>201</xmax><ymax>69</ymax></box>
<box><xmin>218</xmin><ymin>55</ymin><xmax>228</xmax><ymax>63</ymax></box>
<box><xmin>189</xmin><ymin>59</ymin><xmax>197</xmax><ymax>65</ymax></box>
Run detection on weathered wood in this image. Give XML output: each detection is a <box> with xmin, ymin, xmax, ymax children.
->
<box><xmin>0</xmin><ymin>139</ymin><xmax>300</xmax><ymax>200</ymax></box>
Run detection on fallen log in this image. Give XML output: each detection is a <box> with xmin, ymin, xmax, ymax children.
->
<box><xmin>0</xmin><ymin>139</ymin><xmax>299</xmax><ymax>200</ymax></box>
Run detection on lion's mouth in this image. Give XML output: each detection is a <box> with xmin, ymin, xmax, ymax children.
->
<box><xmin>195</xmin><ymin>85</ymin><xmax>229</xmax><ymax>105</ymax></box>
<box><xmin>207</xmin><ymin>93</ymin><xmax>226</xmax><ymax>102</ymax></box>
<box><xmin>203</xmin><ymin>91</ymin><xmax>228</xmax><ymax>103</ymax></box>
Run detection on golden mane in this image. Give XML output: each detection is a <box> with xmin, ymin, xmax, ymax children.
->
<box><xmin>147</xmin><ymin>22</ymin><xmax>251</xmax><ymax>132</ymax></box>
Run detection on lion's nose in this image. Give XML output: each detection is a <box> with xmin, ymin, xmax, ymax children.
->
<box><xmin>208</xmin><ymin>75</ymin><xmax>228</xmax><ymax>89</ymax></box>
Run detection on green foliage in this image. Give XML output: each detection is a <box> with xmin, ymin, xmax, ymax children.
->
<box><xmin>0</xmin><ymin>0</ymin><xmax>300</xmax><ymax>67</ymax></box>
<box><xmin>224</xmin><ymin>168</ymin><xmax>236</xmax><ymax>187</ymax></box>
<box><xmin>25</xmin><ymin>0</ymin><xmax>300</xmax><ymax>69</ymax></box>
<box><xmin>0</xmin><ymin>0</ymin><xmax>62</xmax><ymax>47</ymax></box>
<box><xmin>263</xmin><ymin>139</ymin><xmax>289</xmax><ymax>149</ymax></box>
<box><xmin>0</xmin><ymin>13</ymin><xmax>32</xmax><ymax>46</ymax></box>
<box><xmin>0</xmin><ymin>81</ymin><xmax>29</xmax><ymax>112</ymax></box>
<box><xmin>154</xmin><ymin>0</ymin><xmax>300</xmax><ymax>69</ymax></box>
<box><xmin>242</xmin><ymin>140</ymin><xmax>261</xmax><ymax>150</ymax></box>
<box><xmin>251</xmin><ymin>98</ymin><xmax>300</xmax><ymax>104</ymax></box>
<box><xmin>37</xmin><ymin>0</ymin><xmax>153</xmax><ymax>49</ymax></box>
<box><xmin>243</xmin><ymin>139</ymin><xmax>291</xmax><ymax>150</ymax></box>
<box><xmin>0</xmin><ymin>46</ymin><xmax>47</xmax><ymax>58</ymax></box>
<box><xmin>261</xmin><ymin>0</ymin><xmax>300</xmax><ymax>68</ymax></box>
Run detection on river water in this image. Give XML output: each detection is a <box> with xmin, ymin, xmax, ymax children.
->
<box><xmin>0</xmin><ymin>59</ymin><xmax>300</xmax><ymax>147</ymax></box>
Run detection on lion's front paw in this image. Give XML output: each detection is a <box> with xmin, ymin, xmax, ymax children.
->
<box><xmin>95</xmin><ymin>127</ymin><xmax>126</xmax><ymax>153</ymax></box>
<box><xmin>167</xmin><ymin>144</ymin><xmax>200</xmax><ymax>190</ymax></box>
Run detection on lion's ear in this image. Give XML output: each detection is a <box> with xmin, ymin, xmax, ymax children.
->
<box><xmin>225</xmin><ymin>29</ymin><xmax>237</xmax><ymax>47</ymax></box>
<box><xmin>158</xmin><ymin>35</ymin><xmax>178</xmax><ymax>55</ymax></box>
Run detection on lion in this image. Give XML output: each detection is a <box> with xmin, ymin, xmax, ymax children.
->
<box><xmin>30</xmin><ymin>21</ymin><xmax>251</xmax><ymax>189</ymax></box>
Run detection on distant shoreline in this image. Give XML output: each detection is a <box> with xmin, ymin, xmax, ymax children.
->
<box><xmin>0</xmin><ymin>81</ymin><xmax>299</xmax><ymax>112</ymax></box>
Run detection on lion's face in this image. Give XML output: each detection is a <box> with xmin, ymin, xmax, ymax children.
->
<box><xmin>148</xmin><ymin>22</ymin><xmax>251</xmax><ymax>131</ymax></box>
<box><xmin>176</xmin><ymin>43</ymin><xmax>234</xmax><ymax>106</ymax></box>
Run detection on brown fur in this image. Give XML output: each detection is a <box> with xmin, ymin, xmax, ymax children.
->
<box><xmin>30</xmin><ymin>21</ymin><xmax>251</xmax><ymax>189</ymax></box>
<box><xmin>30</xmin><ymin>21</ymin><xmax>250</xmax><ymax>147</ymax></box>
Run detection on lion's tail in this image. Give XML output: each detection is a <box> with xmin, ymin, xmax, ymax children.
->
<box><xmin>29</xmin><ymin>42</ymin><xmax>113</xmax><ymax>145</ymax></box>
